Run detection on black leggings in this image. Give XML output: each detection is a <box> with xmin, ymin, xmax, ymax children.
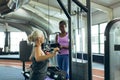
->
<box><xmin>29</xmin><ymin>70</ymin><xmax>46</xmax><ymax>80</ymax></box>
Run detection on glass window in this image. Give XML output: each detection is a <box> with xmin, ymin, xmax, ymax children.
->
<box><xmin>100</xmin><ymin>23</ymin><xmax>107</xmax><ymax>33</ymax></box>
<box><xmin>92</xmin><ymin>35</ymin><xmax>98</xmax><ymax>44</ymax></box>
<box><xmin>91</xmin><ymin>25</ymin><xmax>98</xmax><ymax>35</ymax></box>
<box><xmin>100</xmin><ymin>22</ymin><xmax>107</xmax><ymax>53</ymax></box>
<box><xmin>75</xmin><ymin>28</ymin><xmax>85</xmax><ymax>52</ymax></box>
<box><xmin>100</xmin><ymin>44</ymin><xmax>104</xmax><ymax>53</ymax></box>
<box><xmin>0</xmin><ymin>32</ymin><xmax>5</xmax><ymax>50</ymax></box>
<box><xmin>49</xmin><ymin>34</ymin><xmax>57</xmax><ymax>43</ymax></box>
<box><xmin>10</xmin><ymin>32</ymin><xmax>27</xmax><ymax>52</ymax></box>
<box><xmin>91</xmin><ymin>22</ymin><xmax>107</xmax><ymax>54</ymax></box>
<box><xmin>92</xmin><ymin>44</ymin><xmax>99</xmax><ymax>53</ymax></box>
<box><xmin>100</xmin><ymin>34</ymin><xmax>104</xmax><ymax>43</ymax></box>
<box><xmin>91</xmin><ymin>25</ymin><xmax>99</xmax><ymax>53</ymax></box>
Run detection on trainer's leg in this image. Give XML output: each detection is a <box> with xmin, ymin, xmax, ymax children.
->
<box><xmin>63</xmin><ymin>54</ymin><xmax>69</xmax><ymax>79</ymax></box>
<box><xmin>57</xmin><ymin>55</ymin><xmax>63</xmax><ymax>69</ymax></box>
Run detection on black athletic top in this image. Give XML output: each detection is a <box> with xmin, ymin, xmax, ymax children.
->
<box><xmin>31</xmin><ymin>57</ymin><xmax>49</xmax><ymax>74</ymax></box>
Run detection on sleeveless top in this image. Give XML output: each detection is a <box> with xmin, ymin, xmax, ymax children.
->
<box><xmin>57</xmin><ymin>33</ymin><xmax>69</xmax><ymax>54</ymax></box>
<box><xmin>31</xmin><ymin>57</ymin><xmax>48</xmax><ymax>73</ymax></box>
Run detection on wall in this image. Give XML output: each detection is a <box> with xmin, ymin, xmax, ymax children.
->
<box><xmin>92</xmin><ymin>12</ymin><xmax>109</xmax><ymax>25</ymax></box>
<box><xmin>113</xmin><ymin>6</ymin><xmax>120</xmax><ymax>19</ymax></box>
<box><xmin>92</xmin><ymin>6</ymin><xmax>120</xmax><ymax>25</ymax></box>
<box><xmin>91</xmin><ymin>7</ymin><xmax>120</xmax><ymax>25</ymax></box>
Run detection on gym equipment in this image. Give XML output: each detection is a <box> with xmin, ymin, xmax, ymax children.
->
<box><xmin>19</xmin><ymin>40</ymin><xmax>33</xmax><ymax>80</ymax></box>
<box><xmin>57</xmin><ymin>0</ymin><xmax>91</xmax><ymax>80</ymax></box>
<box><xmin>47</xmin><ymin>66</ymin><xmax>67</xmax><ymax>80</ymax></box>
<box><xmin>42</xmin><ymin>42</ymin><xmax>60</xmax><ymax>52</ymax></box>
<box><xmin>105</xmin><ymin>19</ymin><xmax>120</xmax><ymax>80</ymax></box>
<box><xmin>19</xmin><ymin>40</ymin><xmax>61</xmax><ymax>80</ymax></box>
<box><xmin>19</xmin><ymin>41</ymin><xmax>32</xmax><ymax>61</ymax></box>
<box><xmin>70</xmin><ymin>6</ymin><xmax>88</xmax><ymax>80</ymax></box>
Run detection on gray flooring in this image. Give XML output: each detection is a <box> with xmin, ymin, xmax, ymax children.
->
<box><xmin>92</xmin><ymin>62</ymin><xmax>104</xmax><ymax>70</ymax></box>
<box><xmin>0</xmin><ymin>66</ymin><xmax>24</xmax><ymax>80</ymax></box>
<box><xmin>0</xmin><ymin>54</ymin><xmax>19</xmax><ymax>60</ymax></box>
<box><xmin>0</xmin><ymin>55</ymin><xmax>104</xmax><ymax>70</ymax></box>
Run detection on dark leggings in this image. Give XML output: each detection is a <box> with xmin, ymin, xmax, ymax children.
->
<box><xmin>29</xmin><ymin>70</ymin><xmax>46</xmax><ymax>80</ymax></box>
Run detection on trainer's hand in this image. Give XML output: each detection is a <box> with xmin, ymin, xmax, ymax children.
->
<box><xmin>53</xmin><ymin>47</ymin><xmax>59</xmax><ymax>53</ymax></box>
<box><xmin>51</xmin><ymin>47</ymin><xmax>59</xmax><ymax>57</ymax></box>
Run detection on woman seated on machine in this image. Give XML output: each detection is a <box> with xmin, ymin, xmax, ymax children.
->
<box><xmin>28</xmin><ymin>30</ymin><xmax>59</xmax><ymax>80</ymax></box>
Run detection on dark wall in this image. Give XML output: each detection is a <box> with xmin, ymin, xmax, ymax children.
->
<box><xmin>73</xmin><ymin>53</ymin><xmax>104</xmax><ymax>64</ymax></box>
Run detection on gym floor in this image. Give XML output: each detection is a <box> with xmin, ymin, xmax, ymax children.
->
<box><xmin>0</xmin><ymin>59</ymin><xmax>104</xmax><ymax>80</ymax></box>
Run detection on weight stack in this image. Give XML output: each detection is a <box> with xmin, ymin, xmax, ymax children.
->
<box><xmin>72</xmin><ymin>61</ymin><xmax>88</xmax><ymax>80</ymax></box>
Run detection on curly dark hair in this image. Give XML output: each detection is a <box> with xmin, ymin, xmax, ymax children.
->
<box><xmin>59</xmin><ymin>20</ymin><xmax>66</xmax><ymax>27</ymax></box>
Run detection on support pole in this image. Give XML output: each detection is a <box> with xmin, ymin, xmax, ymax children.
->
<box><xmin>68</xmin><ymin>0</ymin><xmax>72</xmax><ymax>80</ymax></box>
<box><xmin>86</xmin><ymin>0</ymin><xmax>92</xmax><ymax>80</ymax></box>
<box><xmin>4</xmin><ymin>29</ymin><xmax>10</xmax><ymax>52</ymax></box>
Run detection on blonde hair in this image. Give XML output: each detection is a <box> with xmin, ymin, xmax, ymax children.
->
<box><xmin>28</xmin><ymin>30</ymin><xmax>44</xmax><ymax>42</ymax></box>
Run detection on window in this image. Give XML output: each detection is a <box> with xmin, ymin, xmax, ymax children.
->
<box><xmin>75</xmin><ymin>28</ymin><xmax>85</xmax><ymax>52</ymax></box>
<box><xmin>49</xmin><ymin>34</ymin><xmax>57</xmax><ymax>43</ymax></box>
<box><xmin>91</xmin><ymin>22</ymin><xmax>107</xmax><ymax>54</ymax></box>
<box><xmin>91</xmin><ymin>25</ymin><xmax>99</xmax><ymax>53</ymax></box>
<box><xmin>0</xmin><ymin>32</ymin><xmax>5</xmax><ymax>51</ymax></box>
<box><xmin>99</xmin><ymin>23</ymin><xmax>107</xmax><ymax>53</ymax></box>
<box><xmin>10</xmin><ymin>32</ymin><xmax>27</xmax><ymax>52</ymax></box>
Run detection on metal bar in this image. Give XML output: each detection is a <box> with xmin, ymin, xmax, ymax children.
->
<box><xmin>68</xmin><ymin>0</ymin><xmax>72</xmax><ymax>80</ymax></box>
<box><xmin>98</xmin><ymin>24</ymin><xmax>100</xmax><ymax>53</ymax></box>
<box><xmin>86</xmin><ymin>0</ymin><xmax>92</xmax><ymax>80</ymax></box>
<box><xmin>23</xmin><ymin>61</ymin><xmax>25</xmax><ymax>71</ymax></box>
<box><xmin>77</xmin><ymin>7</ymin><xmax>80</xmax><ymax>34</ymax></box>
<box><xmin>72</xmin><ymin>0</ymin><xmax>88</xmax><ymax>12</ymax></box>
<box><xmin>8</xmin><ymin>32</ymin><xmax>10</xmax><ymax>52</ymax></box>
<box><xmin>57</xmin><ymin>0</ymin><xmax>71</xmax><ymax>19</ymax></box>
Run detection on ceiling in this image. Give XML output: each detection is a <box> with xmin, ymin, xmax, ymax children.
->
<box><xmin>91</xmin><ymin>0</ymin><xmax>120</xmax><ymax>8</ymax></box>
<box><xmin>34</xmin><ymin>0</ymin><xmax>120</xmax><ymax>9</ymax></box>
<box><xmin>34</xmin><ymin>0</ymin><xmax>120</xmax><ymax>10</ymax></box>
<box><xmin>0</xmin><ymin>0</ymin><xmax>120</xmax><ymax>35</ymax></box>
<box><xmin>15</xmin><ymin>0</ymin><xmax>120</xmax><ymax>20</ymax></box>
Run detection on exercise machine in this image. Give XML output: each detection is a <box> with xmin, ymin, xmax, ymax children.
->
<box><xmin>19</xmin><ymin>40</ymin><xmax>32</xmax><ymax>80</ymax></box>
<box><xmin>104</xmin><ymin>18</ymin><xmax>120</xmax><ymax>80</ymax></box>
